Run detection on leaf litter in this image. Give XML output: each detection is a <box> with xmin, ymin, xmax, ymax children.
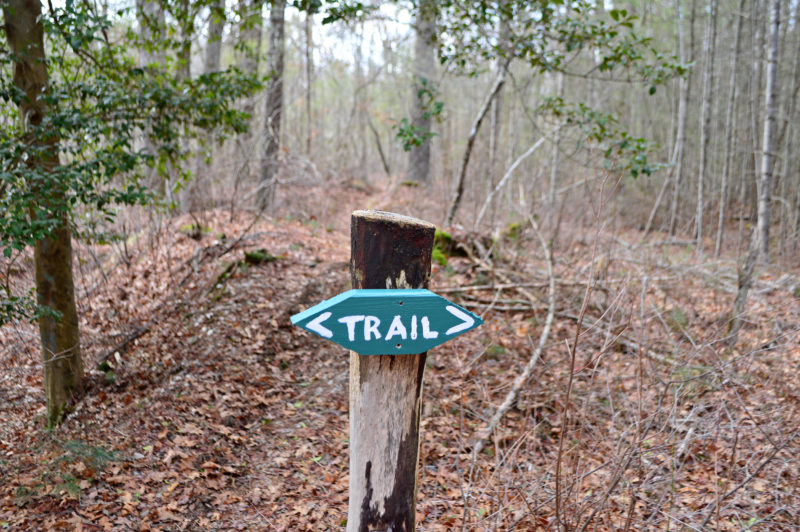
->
<box><xmin>0</xmin><ymin>182</ymin><xmax>798</xmax><ymax>530</ymax></box>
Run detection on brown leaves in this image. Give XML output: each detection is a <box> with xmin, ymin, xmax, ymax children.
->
<box><xmin>2</xmin><ymin>203</ymin><xmax>799</xmax><ymax>530</ymax></box>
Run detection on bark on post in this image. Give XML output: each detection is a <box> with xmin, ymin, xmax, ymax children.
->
<box><xmin>348</xmin><ymin>210</ymin><xmax>435</xmax><ymax>532</ymax></box>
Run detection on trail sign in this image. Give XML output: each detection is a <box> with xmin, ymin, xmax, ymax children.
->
<box><xmin>290</xmin><ymin>289</ymin><xmax>483</xmax><ymax>355</ymax></box>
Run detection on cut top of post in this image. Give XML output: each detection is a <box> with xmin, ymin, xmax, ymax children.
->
<box><xmin>351</xmin><ymin>210</ymin><xmax>437</xmax><ymax>231</ymax></box>
<box><xmin>351</xmin><ymin>210</ymin><xmax>436</xmax><ymax>291</ymax></box>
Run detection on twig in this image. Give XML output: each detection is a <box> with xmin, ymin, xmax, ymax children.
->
<box><xmin>556</xmin><ymin>311</ymin><xmax>679</xmax><ymax>367</ymax></box>
<box><xmin>445</xmin><ymin>61</ymin><xmax>511</xmax><ymax>226</ymax></box>
<box><xmin>365</xmin><ymin>112</ymin><xmax>391</xmax><ymax>178</ymax></box>
<box><xmin>577</xmin><ymin>445</ymin><xmax>637</xmax><ymax>532</ymax></box>
<box><xmin>471</xmin><ymin>215</ymin><xmax>555</xmax><ymax>458</ymax></box>
<box><xmin>96</xmin><ymin>325</ymin><xmax>150</xmax><ymax>366</ymax></box>
<box><xmin>474</xmin><ymin>123</ymin><xmax>563</xmax><ymax>228</ymax></box>
<box><xmin>699</xmin><ymin>429</ymin><xmax>799</xmax><ymax>527</ymax></box>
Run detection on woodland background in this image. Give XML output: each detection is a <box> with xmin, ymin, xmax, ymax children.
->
<box><xmin>1</xmin><ymin>0</ymin><xmax>799</xmax><ymax>529</ymax></box>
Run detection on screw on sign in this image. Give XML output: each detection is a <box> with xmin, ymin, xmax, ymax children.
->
<box><xmin>290</xmin><ymin>210</ymin><xmax>483</xmax><ymax>532</ymax></box>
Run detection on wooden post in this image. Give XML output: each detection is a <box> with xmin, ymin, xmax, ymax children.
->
<box><xmin>348</xmin><ymin>210</ymin><xmax>435</xmax><ymax>532</ymax></box>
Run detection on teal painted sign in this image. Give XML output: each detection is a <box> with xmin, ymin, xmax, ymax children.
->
<box><xmin>290</xmin><ymin>289</ymin><xmax>483</xmax><ymax>355</ymax></box>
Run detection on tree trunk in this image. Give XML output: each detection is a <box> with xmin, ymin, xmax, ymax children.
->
<box><xmin>756</xmin><ymin>0</ymin><xmax>781</xmax><ymax>260</ymax></box>
<box><xmin>669</xmin><ymin>0</ymin><xmax>695</xmax><ymax>236</ymax></box>
<box><xmin>715</xmin><ymin>0</ymin><xmax>746</xmax><ymax>256</ymax></box>
<box><xmin>194</xmin><ymin>1</ymin><xmax>226</xmax><ymax>205</ymax></box>
<box><xmin>407</xmin><ymin>0</ymin><xmax>437</xmax><ymax>183</ymax></box>
<box><xmin>204</xmin><ymin>0</ymin><xmax>224</xmax><ymax>73</ymax></box>
<box><xmin>238</xmin><ymin>0</ymin><xmax>263</xmax><ymax>127</ymax></box>
<box><xmin>444</xmin><ymin>68</ymin><xmax>508</xmax><ymax>227</ymax></box>
<box><xmin>136</xmin><ymin>0</ymin><xmax>163</xmax><ymax>67</ymax></box>
<box><xmin>729</xmin><ymin>231</ymin><xmax>759</xmax><ymax>346</ymax></box>
<box><xmin>731</xmin><ymin>0</ymin><xmax>782</xmax><ymax>344</ymax></box>
<box><xmin>695</xmin><ymin>0</ymin><xmax>718</xmax><ymax>254</ymax></box>
<box><xmin>4</xmin><ymin>0</ymin><xmax>83</xmax><ymax>428</ymax></box>
<box><xmin>136</xmin><ymin>0</ymin><xmax>166</xmax><ymax>196</ymax></box>
<box><xmin>778</xmin><ymin>11</ymin><xmax>799</xmax><ymax>254</ymax></box>
<box><xmin>176</xmin><ymin>0</ymin><xmax>193</xmax><ymax>82</ymax></box>
<box><xmin>487</xmin><ymin>11</ymin><xmax>511</xmax><ymax>213</ymax></box>
<box><xmin>304</xmin><ymin>10</ymin><xmax>313</xmax><ymax>155</ymax></box>
<box><xmin>347</xmin><ymin>210</ymin><xmax>435</xmax><ymax>532</ymax></box>
<box><xmin>749</xmin><ymin>0</ymin><xmax>765</xmax><ymax>225</ymax></box>
<box><xmin>257</xmin><ymin>0</ymin><xmax>285</xmax><ymax>210</ymax></box>
<box><xmin>548</xmin><ymin>73</ymin><xmax>565</xmax><ymax>214</ymax></box>
<box><xmin>175</xmin><ymin>0</ymin><xmax>195</xmax><ymax>211</ymax></box>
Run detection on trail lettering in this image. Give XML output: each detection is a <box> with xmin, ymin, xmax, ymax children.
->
<box><xmin>290</xmin><ymin>289</ymin><xmax>482</xmax><ymax>355</ymax></box>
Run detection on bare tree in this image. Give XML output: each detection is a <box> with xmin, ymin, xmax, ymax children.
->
<box><xmin>304</xmin><ymin>10</ymin><xmax>313</xmax><ymax>155</ymax></box>
<box><xmin>257</xmin><ymin>0</ymin><xmax>285</xmax><ymax>210</ymax></box>
<box><xmin>695</xmin><ymin>0</ymin><xmax>718</xmax><ymax>254</ymax></box>
<box><xmin>549</xmin><ymin>72</ymin><xmax>565</xmax><ymax>214</ymax></box>
<box><xmin>756</xmin><ymin>0</ymin><xmax>781</xmax><ymax>259</ymax></box>
<box><xmin>204</xmin><ymin>0</ymin><xmax>225</xmax><ymax>74</ymax></box>
<box><xmin>136</xmin><ymin>0</ymin><xmax>166</xmax><ymax>196</ymax></box>
<box><xmin>193</xmin><ymin>0</ymin><xmax>226</xmax><ymax>202</ymax></box>
<box><xmin>730</xmin><ymin>0</ymin><xmax>781</xmax><ymax>344</ymax></box>
<box><xmin>669</xmin><ymin>0</ymin><xmax>696</xmax><ymax>236</ymax></box>
<box><xmin>777</xmin><ymin>7</ymin><xmax>799</xmax><ymax>254</ymax></box>
<box><xmin>176</xmin><ymin>0</ymin><xmax>195</xmax><ymax>82</ymax></box>
<box><xmin>238</xmin><ymin>0</ymin><xmax>263</xmax><ymax>124</ymax></box>
<box><xmin>715</xmin><ymin>0</ymin><xmax>746</xmax><ymax>256</ymax></box>
<box><xmin>407</xmin><ymin>0</ymin><xmax>437</xmax><ymax>183</ymax></box>
<box><xmin>444</xmin><ymin>68</ymin><xmax>508</xmax><ymax>227</ymax></box>
<box><xmin>488</xmin><ymin>8</ymin><xmax>511</xmax><ymax>199</ymax></box>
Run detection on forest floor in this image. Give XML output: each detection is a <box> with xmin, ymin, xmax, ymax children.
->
<box><xmin>1</xmin><ymin>177</ymin><xmax>799</xmax><ymax>531</ymax></box>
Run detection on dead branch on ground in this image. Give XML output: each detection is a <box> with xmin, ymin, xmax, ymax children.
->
<box><xmin>471</xmin><ymin>215</ymin><xmax>555</xmax><ymax>458</ymax></box>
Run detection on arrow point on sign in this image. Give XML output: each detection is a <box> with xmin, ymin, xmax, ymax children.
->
<box><xmin>307</xmin><ymin>311</ymin><xmax>333</xmax><ymax>338</ymax></box>
<box><xmin>444</xmin><ymin>305</ymin><xmax>475</xmax><ymax>336</ymax></box>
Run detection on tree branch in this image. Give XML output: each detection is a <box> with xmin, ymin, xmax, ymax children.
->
<box><xmin>471</xmin><ymin>214</ymin><xmax>555</xmax><ymax>458</ymax></box>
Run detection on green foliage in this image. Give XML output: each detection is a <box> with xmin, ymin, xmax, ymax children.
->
<box><xmin>395</xmin><ymin>77</ymin><xmax>444</xmax><ymax>151</ymax></box>
<box><xmin>0</xmin><ymin>287</ymin><xmax>62</xmax><ymax>327</ymax></box>
<box><xmin>436</xmin><ymin>1</ymin><xmax>687</xmax><ymax>81</ymax></box>
<box><xmin>496</xmin><ymin>221</ymin><xmax>523</xmax><ymax>244</ymax></box>
<box><xmin>179</xmin><ymin>223</ymin><xmax>214</xmax><ymax>239</ymax></box>
<box><xmin>666</xmin><ymin>306</ymin><xmax>689</xmax><ymax>332</ymax></box>
<box><xmin>410</xmin><ymin>0</ymin><xmax>683</xmax><ymax>175</ymax></box>
<box><xmin>15</xmin><ymin>439</ymin><xmax>118</xmax><ymax>502</ymax></box>
<box><xmin>414</xmin><ymin>77</ymin><xmax>445</xmax><ymax>122</ymax></box>
<box><xmin>395</xmin><ymin>117</ymin><xmax>434</xmax><ymax>151</ymax></box>
<box><xmin>243</xmin><ymin>248</ymin><xmax>279</xmax><ymax>265</ymax></box>
<box><xmin>434</xmin><ymin>228</ymin><xmax>468</xmax><ymax>260</ymax></box>
<box><xmin>434</xmin><ymin>228</ymin><xmax>453</xmax><ymax>249</ymax></box>
<box><xmin>313</xmin><ymin>0</ymin><xmax>375</xmax><ymax>24</ymax></box>
<box><xmin>432</xmin><ymin>246</ymin><xmax>448</xmax><ymax>267</ymax></box>
<box><xmin>0</xmin><ymin>1</ymin><xmax>260</xmax><ymax>323</ymax></box>
<box><xmin>604</xmin><ymin>131</ymin><xmax>663</xmax><ymax>178</ymax></box>
<box><xmin>432</xmin><ymin>228</ymin><xmax>468</xmax><ymax>268</ymax></box>
<box><xmin>538</xmin><ymin>97</ymin><xmax>663</xmax><ymax>177</ymax></box>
